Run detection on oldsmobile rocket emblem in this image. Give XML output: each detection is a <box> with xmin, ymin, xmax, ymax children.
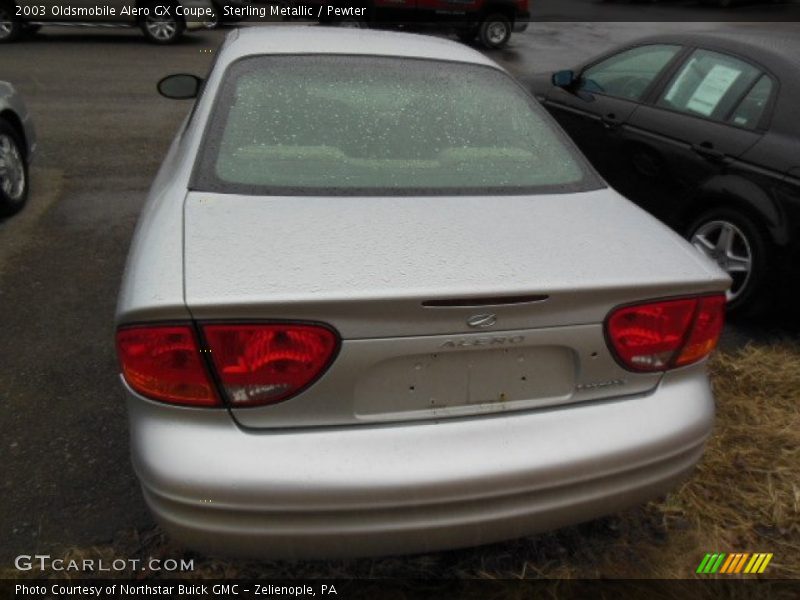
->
<box><xmin>466</xmin><ymin>314</ymin><xmax>497</xmax><ymax>329</ymax></box>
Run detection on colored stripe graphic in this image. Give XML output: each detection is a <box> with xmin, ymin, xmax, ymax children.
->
<box><xmin>734</xmin><ymin>553</ymin><xmax>750</xmax><ymax>573</ymax></box>
<box><xmin>697</xmin><ymin>553</ymin><xmax>726</xmax><ymax>574</ymax></box>
<box><xmin>698</xmin><ymin>553</ymin><xmax>774</xmax><ymax>575</ymax></box>
<box><xmin>744</xmin><ymin>554</ymin><xmax>760</xmax><ymax>573</ymax></box>
<box><xmin>711</xmin><ymin>553</ymin><xmax>726</xmax><ymax>573</ymax></box>
<box><xmin>720</xmin><ymin>553</ymin><xmax>738</xmax><ymax>573</ymax></box>
<box><xmin>720</xmin><ymin>554</ymin><xmax>736</xmax><ymax>573</ymax></box>
<box><xmin>757</xmin><ymin>554</ymin><xmax>773</xmax><ymax>573</ymax></box>
<box><xmin>696</xmin><ymin>553</ymin><xmax>713</xmax><ymax>574</ymax></box>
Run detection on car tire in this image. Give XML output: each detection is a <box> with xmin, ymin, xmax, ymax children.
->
<box><xmin>0</xmin><ymin>3</ymin><xmax>23</xmax><ymax>43</ymax></box>
<box><xmin>140</xmin><ymin>5</ymin><xmax>186</xmax><ymax>44</ymax></box>
<box><xmin>478</xmin><ymin>13</ymin><xmax>511</xmax><ymax>49</ymax></box>
<box><xmin>0</xmin><ymin>120</ymin><xmax>29</xmax><ymax>218</ymax></box>
<box><xmin>686</xmin><ymin>208</ymin><xmax>771</xmax><ymax>316</ymax></box>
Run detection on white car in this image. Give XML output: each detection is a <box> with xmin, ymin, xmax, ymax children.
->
<box><xmin>116</xmin><ymin>27</ymin><xmax>730</xmax><ymax>558</ymax></box>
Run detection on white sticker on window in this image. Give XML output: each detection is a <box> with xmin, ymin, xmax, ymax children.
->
<box><xmin>686</xmin><ymin>64</ymin><xmax>742</xmax><ymax>116</ymax></box>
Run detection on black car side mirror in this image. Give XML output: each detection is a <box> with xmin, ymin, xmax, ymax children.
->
<box><xmin>552</xmin><ymin>69</ymin><xmax>577</xmax><ymax>89</ymax></box>
<box><xmin>158</xmin><ymin>74</ymin><xmax>204</xmax><ymax>100</ymax></box>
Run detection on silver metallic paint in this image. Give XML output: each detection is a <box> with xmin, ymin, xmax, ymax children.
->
<box><xmin>127</xmin><ymin>364</ymin><xmax>714</xmax><ymax>558</ymax></box>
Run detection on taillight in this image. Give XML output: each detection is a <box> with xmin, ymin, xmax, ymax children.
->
<box><xmin>202</xmin><ymin>323</ymin><xmax>339</xmax><ymax>407</ymax></box>
<box><xmin>116</xmin><ymin>325</ymin><xmax>220</xmax><ymax>407</ymax></box>
<box><xmin>674</xmin><ymin>295</ymin><xmax>726</xmax><ymax>367</ymax></box>
<box><xmin>606</xmin><ymin>295</ymin><xmax>725</xmax><ymax>372</ymax></box>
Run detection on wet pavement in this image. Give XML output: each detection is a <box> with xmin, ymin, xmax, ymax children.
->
<box><xmin>0</xmin><ymin>20</ymin><xmax>797</xmax><ymax>564</ymax></box>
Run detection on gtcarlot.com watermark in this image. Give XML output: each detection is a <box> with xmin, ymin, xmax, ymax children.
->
<box><xmin>14</xmin><ymin>554</ymin><xmax>194</xmax><ymax>573</ymax></box>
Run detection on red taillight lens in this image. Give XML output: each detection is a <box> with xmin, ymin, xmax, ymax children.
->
<box><xmin>116</xmin><ymin>325</ymin><xmax>220</xmax><ymax>407</ymax></box>
<box><xmin>202</xmin><ymin>323</ymin><xmax>339</xmax><ymax>407</ymax></box>
<box><xmin>675</xmin><ymin>295</ymin><xmax>726</xmax><ymax>367</ymax></box>
<box><xmin>606</xmin><ymin>295</ymin><xmax>725</xmax><ymax>372</ymax></box>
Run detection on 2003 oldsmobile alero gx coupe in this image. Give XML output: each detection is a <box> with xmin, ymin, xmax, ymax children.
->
<box><xmin>116</xmin><ymin>27</ymin><xmax>730</xmax><ymax>558</ymax></box>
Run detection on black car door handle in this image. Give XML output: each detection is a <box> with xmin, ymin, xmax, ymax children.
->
<box><xmin>691</xmin><ymin>142</ymin><xmax>726</xmax><ymax>162</ymax></box>
<box><xmin>601</xmin><ymin>114</ymin><xmax>621</xmax><ymax>129</ymax></box>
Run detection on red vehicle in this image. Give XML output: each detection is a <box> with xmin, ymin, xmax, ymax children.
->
<box><xmin>307</xmin><ymin>0</ymin><xmax>530</xmax><ymax>49</ymax></box>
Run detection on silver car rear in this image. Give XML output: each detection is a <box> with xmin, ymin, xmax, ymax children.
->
<box><xmin>116</xmin><ymin>27</ymin><xmax>729</xmax><ymax>558</ymax></box>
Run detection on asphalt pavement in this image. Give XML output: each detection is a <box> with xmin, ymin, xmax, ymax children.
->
<box><xmin>0</xmin><ymin>19</ymin><xmax>797</xmax><ymax>564</ymax></box>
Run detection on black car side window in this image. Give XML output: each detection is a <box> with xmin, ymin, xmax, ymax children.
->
<box><xmin>728</xmin><ymin>75</ymin><xmax>774</xmax><ymax>130</ymax></box>
<box><xmin>580</xmin><ymin>45</ymin><xmax>681</xmax><ymax>101</ymax></box>
<box><xmin>657</xmin><ymin>49</ymin><xmax>762</xmax><ymax>122</ymax></box>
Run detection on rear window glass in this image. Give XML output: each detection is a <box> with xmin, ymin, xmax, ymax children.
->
<box><xmin>192</xmin><ymin>55</ymin><xmax>599</xmax><ymax>196</ymax></box>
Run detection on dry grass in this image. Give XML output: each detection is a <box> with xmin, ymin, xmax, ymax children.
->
<box><xmin>5</xmin><ymin>344</ymin><xmax>799</xmax><ymax>581</ymax></box>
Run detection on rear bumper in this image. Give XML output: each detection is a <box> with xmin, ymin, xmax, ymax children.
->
<box><xmin>126</xmin><ymin>364</ymin><xmax>714</xmax><ymax>558</ymax></box>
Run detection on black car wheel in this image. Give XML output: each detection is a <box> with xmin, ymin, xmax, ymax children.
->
<box><xmin>0</xmin><ymin>120</ymin><xmax>28</xmax><ymax>217</ymax></box>
<box><xmin>686</xmin><ymin>208</ymin><xmax>770</xmax><ymax>315</ymax></box>
<box><xmin>478</xmin><ymin>14</ymin><xmax>511</xmax><ymax>49</ymax></box>
<box><xmin>0</xmin><ymin>3</ymin><xmax>23</xmax><ymax>43</ymax></box>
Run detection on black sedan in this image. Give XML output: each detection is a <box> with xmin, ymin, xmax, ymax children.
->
<box><xmin>529</xmin><ymin>31</ymin><xmax>800</xmax><ymax>315</ymax></box>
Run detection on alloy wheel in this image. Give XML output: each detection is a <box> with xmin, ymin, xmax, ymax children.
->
<box><xmin>0</xmin><ymin>134</ymin><xmax>25</xmax><ymax>202</ymax></box>
<box><xmin>691</xmin><ymin>220</ymin><xmax>753</xmax><ymax>302</ymax></box>
<box><xmin>144</xmin><ymin>16</ymin><xmax>177</xmax><ymax>41</ymax></box>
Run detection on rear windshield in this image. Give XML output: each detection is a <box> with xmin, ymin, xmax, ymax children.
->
<box><xmin>192</xmin><ymin>55</ymin><xmax>600</xmax><ymax>196</ymax></box>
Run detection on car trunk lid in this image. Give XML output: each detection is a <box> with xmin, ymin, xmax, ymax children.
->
<box><xmin>183</xmin><ymin>189</ymin><xmax>727</xmax><ymax>428</ymax></box>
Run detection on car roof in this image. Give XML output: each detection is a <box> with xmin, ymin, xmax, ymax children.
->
<box><xmin>219</xmin><ymin>25</ymin><xmax>499</xmax><ymax>69</ymax></box>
